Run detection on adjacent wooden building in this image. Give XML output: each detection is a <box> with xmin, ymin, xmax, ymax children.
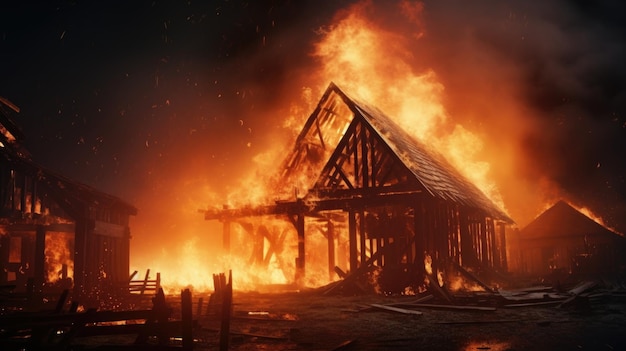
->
<box><xmin>0</xmin><ymin>100</ymin><xmax>137</xmax><ymax>297</ymax></box>
<box><xmin>205</xmin><ymin>83</ymin><xmax>512</xmax><ymax>291</ymax></box>
<box><xmin>517</xmin><ymin>200</ymin><xmax>626</xmax><ymax>277</ymax></box>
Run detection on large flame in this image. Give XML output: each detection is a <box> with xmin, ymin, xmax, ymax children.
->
<box><xmin>45</xmin><ymin>232</ymin><xmax>74</xmax><ymax>283</ymax></box>
<box><xmin>130</xmin><ymin>0</ymin><xmax>593</xmax><ymax>293</ymax></box>
<box><xmin>310</xmin><ymin>1</ymin><xmax>506</xmax><ymax>210</ymax></box>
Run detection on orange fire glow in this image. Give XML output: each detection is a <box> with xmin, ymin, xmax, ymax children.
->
<box><xmin>45</xmin><ymin>232</ymin><xmax>74</xmax><ymax>283</ymax></box>
<box><xmin>310</xmin><ymin>1</ymin><xmax>506</xmax><ymax>210</ymax></box>
<box><xmin>566</xmin><ymin>202</ymin><xmax>622</xmax><ymax>236</ymax></box>
<box><xmin>129</xmin><ymin>0</ymin><xmax>580</xmax><ymax>293</ymax></box>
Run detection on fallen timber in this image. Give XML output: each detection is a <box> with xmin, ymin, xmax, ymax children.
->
<box><xmin>321</xmin><ymin>258</ymin><xmax>625</xmax><ymax>312</ymax></box>
<box><xmin>0</xmin><ymin>288</ymin><xmax>197</xmax><ymax>350</ymax></box>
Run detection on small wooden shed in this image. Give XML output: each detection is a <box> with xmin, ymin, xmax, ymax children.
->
<box><xmin>0</xmin><ymin>101</ymin><xmax>137</xmax><ymax>297</ymax></box>
<box><xmin>518</xmin><ymin>200</ymin><xmax>626</xmax><ymax>277</ymax></box>
<box><xmin>205</xmin><ymin>83</ymin><xmax>512</xmax><ymax>291</ymax></box>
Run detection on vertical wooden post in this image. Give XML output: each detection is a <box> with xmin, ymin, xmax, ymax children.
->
<box><xmin>348</xmin><ymin>211</ymin><xmax>358</xmax><ymax>273</ymax></box>
<box><xmin>154</xmin><ymin>288</ymin><xmax>169</xmax><ymax>346</ymax></box>
<box><xmin>120</xmin><ymin>226</ymin><xmax>131</xmax><ymax>288</ymax></box>
<box><xmin>197</xmin><ymin>297</ymin><xmax>204</xmax><ymax>316</ymax></box>
<box><xmin>34</xmin><ymin>225</ymin><xmax>46</xmax><ymax>294</ymax></box>
<box><xmin>181</xmin><ymin>288</ymin><xmax>193</xmax><ymax>351</ymax></box>
<box><xmin>219</xmin><ymin>271</ymin><xmax>232</xmax><ymax>351</ymax></box>
<box><xmin>30</xmin><ymin>178</ymin><xmax>37</xmax><ymax>213</ymax></box>
<box><xmin>376</xmin><ymin>237</ymin><xmax>383</xmax><ymax>266</ymax></box>
<box><xmin>361</xmin><ymin>125</ymin><xmax>369</xmax><ymax>188</ymax></box>
<box><xmin>480</xmin><ymin>219</ymin><xmax>489</xmax><ymax>265</ymax></box>
<box><xmin>459</xmin><ymin>210</ymin><xmax>476</xmax><ymax>267</ymax></box>
<box><xmin>54</xmin><ymin>289</ymin><xmax>70</xmax><ymax>313</ymax></box>
<box><xmin>498</xmin><ymin>222</ymin><xmax>508</xmax><ymax>271</ymax></box>
<box><xmin>73</xmin><ymin>217</ymin><xmax>88</xmax><ymax>298</ymax></box>
<box><xmin>490</xmin><ymin>219</ymin><xmax>500</xmax><ymax>269</ymax></box>
<box><xmin>20</xmin><ymin>174</ymin><xmax>26</xmax><ymax>212</ymax></box>
<box><xmin>327</xmin><ymin>220</ymin><xmax>335</xmax><ymax>281</ymax></box>
<box><xmin>296</xmin><ymin>213</ymin><xmax>305</xmax><ymax>283</ymax></box>
<box><xmin>359</xmin><ymin>211</ymin><xmax>366</xmax><ymax>266</ymax></box>
<box><xmin>140</xmin><ymin>269</ymin><xmax>150</xmax><ymax>295</ymax></box>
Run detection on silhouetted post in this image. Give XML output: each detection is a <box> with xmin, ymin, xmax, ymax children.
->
<box><xmin>181</xmin><ymin>288</ymin><xmax>193</xmax><ymax>350</ymax></box>
<box><xmin>219</xmin><ymin>270</ymin><xmax>232</xmax><ymax>351</ymax></box>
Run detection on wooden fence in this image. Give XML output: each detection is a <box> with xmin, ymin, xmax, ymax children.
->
<box><xmin>128</xmin><ymin>269</ymin><xmax>161</xmax><ymax>295</ymax></box>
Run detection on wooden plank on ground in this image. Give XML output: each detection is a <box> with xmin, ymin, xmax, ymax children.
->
<box><xmin>407</xmin><ymin>303</ymin><xmax>496</xmax><ymax>311</ymax></box>
<box><xmin>503</xmin><ymin>300</ymin><xmax>564</xmax><ymax>308</ymax></box>
<box><xmin>370</xmin><ymin>304</ymin><xmax>423</xmax><ymax>315</ymax></box>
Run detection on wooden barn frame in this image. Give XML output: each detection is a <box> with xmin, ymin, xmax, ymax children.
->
<box><xmin>0</xmin><ymin>102</ymin><xmax>137</xmax><ymax>298</ymax></box>
<box><xmin>516</xmin><ymin>200</ymin><xmax>626</xmax><ymax>278</ymax></box>
<box><xmin>205</xmin><ymin>83</ymin><xmax>513</xmax><ymax>291</ymax></box>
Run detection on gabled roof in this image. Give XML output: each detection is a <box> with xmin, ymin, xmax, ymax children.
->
<box><xmin>520</xmin><ymin>200</ymin><xmax>622</xmax><ymax>240</ymax></box>
<box><xmin>0</xmin><ymin>97</ymin><xmax>29</xmax><ymax>158</ymax></box>
<box><xmin>280</xmin><ymin>82</ymin><xmax>511</xmax><ymax>222</ymax></box>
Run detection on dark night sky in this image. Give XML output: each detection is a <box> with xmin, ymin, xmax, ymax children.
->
<box><xmin>1</xmin><ymin>0</ymin><xmax>626</xmax><ymax>242</ymax></box>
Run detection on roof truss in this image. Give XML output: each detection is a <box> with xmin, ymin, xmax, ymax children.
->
<box><xmin>314</xmin><ymin>115</ymin><xmax>420</xmax><ymax>194</ymax></box>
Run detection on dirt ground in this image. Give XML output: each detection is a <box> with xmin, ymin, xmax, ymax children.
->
<box><xmin>163</xmin><ymin>286</ymin><xmax>626</xmax><ymax>351</ymax></box>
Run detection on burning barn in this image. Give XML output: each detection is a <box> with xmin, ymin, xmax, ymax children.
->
<box><xmin>0</xmin><ymin>100</ymin><xmax>137</xmax><ymax>298</ymax></box>
<box><xmin>516</xmin><ymin>200</ymin><xmax>626</xmax><ymax>278</ymax></box>
<box><xmin>205</xmin><ymin>83</ymin><xmax>513</xmax><ymax>292</ymax></box>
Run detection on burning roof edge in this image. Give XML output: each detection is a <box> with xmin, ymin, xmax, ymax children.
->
<box><xmin>0</xmin><ymin>104</ymin><xmax>137</xmax><ymax>216</ymax></box>
<box><xmin>520</xmin><ymin>200</ymin><xmax>623</xmax><ymax>240</ymax></box>
<box><xmin>326</xmin><ymin>82</ymin><xmax>513</xmax><ymax>223</ymax></box>
<box><xmin>0</xmin><ymin>140</ymin><xmax>137</xmax><ymax>218</ymax></box>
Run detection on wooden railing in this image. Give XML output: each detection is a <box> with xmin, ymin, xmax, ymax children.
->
<box><xmin>0</xmin><ymin>288</ymin><xmax>196</xmax><ymax>350</ymax></box>
<box><xmin>128</xmin><ymin>269</ymin><xmax>161</xmax><ymax>295</ymax></box>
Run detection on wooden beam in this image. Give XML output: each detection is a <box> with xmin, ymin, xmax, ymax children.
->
<box><xmin>296</xmin><ymin>214</ymin><xmax>305</xmax><ymax>283</ymax></box>
<box><xmin>204</xmin><ymin>190</ymin><xmax>423</xmax><ymax>220</ymax></box>
<box><xmin>370</xmin><ymin>304</ymin><xmax>423</xmax><ymax>315</ymax></box>
<box><xmin>327</xmin><ymin>220</ymin><xmax>335</xmax><ymax>281</ymax></box>
<box><xmin>406</xmin><ymin>303</ymin><xmax>496</xmax><ymax>311</ymax></box>
<box><xmin>34</xmin><ymin>225</ymin><xmax>46</xmax><ymax>294</ymax></box>
<box><xmin>349</xmin><ymin>211</ymin><xmax>358</xmax><ymax>273</ymax></box>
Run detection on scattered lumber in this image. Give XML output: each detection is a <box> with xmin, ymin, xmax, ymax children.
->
<box><xmin>435</xmin><ymin>319</ymin><xmax>520</xmax><ymax>325</ymax></box>
<box><xmin>0</xmin><ymin>288</ymin><xmax>197</xmax><ymax>350</ymax></box>
<box><xmin>405</xmin><ymin>303</ymin><xmax>496</xmax><ymax>312</ymax></box>
<box><xmin>323</xmin><ymin>248</ymin><xmax>386</xmax><ymax>295</ymax></box>
<box><xmin>228</xmin><ymin>331</ymin><xmax>288</xmax><ymax>340</ymax></box>
<box><xmin>369</xmin><ymin>303</ymin><xmax>423</xmax><ymax>315</ymax></box>
<box><xmin>385</xmin><ymin>294</ymin><xmax>434</xmax><ymax>308</ymax></box>
<box><xmin>567</xmin><ymin>281</ymin><xmax>598</xmax><ymax>295</ymax></box>
<box><xmin>427</xmin><ymin>274</ymin><xmax>454</xmax><ymax>303</ymax></box>
<box><xmin>503</xmin><ymin>300</ymin><xmax>565</xmax><ymax>308</ymax></box>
